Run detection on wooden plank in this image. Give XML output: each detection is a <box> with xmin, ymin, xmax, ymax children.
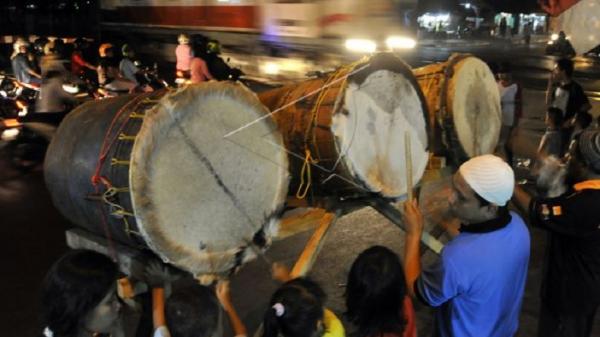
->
<box><xmin>290</xmin><ymin>210</ymin><xmax>340</xmax><ymax>278</ymax></box>
<box><xmin>276</xmin><ymin>207</ymin><xmax>327</xmax><ymax>240</ymax></box>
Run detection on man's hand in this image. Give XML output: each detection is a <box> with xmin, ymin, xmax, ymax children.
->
<box><xmin>144</xmin><ymin>260</ymin><xmax>175</xmax><ymax>289</ymax></box>
<box><xmin>403</xmin><ymin>199</ymin><xmax>424</xmax><ymax>237</ymax></box>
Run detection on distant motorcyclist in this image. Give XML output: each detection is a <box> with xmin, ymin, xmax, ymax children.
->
<box><xmin>10</xmin><ymin>40</ymin><xmax>42</xmax><ymax>85</ymax></box>
<box><xmin>175</xmin><ymin>34</ymin><xmax>193</xmax><ymax>79</ymax></box>
<box><xmin>204</xmin><ymin>39</ymin><xmax>242</xmax><ymax>81</ymax></box>
<box><xmin>71</xmin><ymin>38</ymin><xmax>96</xmax><ymax>78</ymax></box>
<box><xmin>119</xmin><ymin>44</ymin><xmax>141</xmax><ymax>85</ymax></box>
<box><xmin>189</xmin><ymin>41</ymin><xmax>214</xmax><ymax>84</ymax></box>
<box><xmin>97</xmin><ymin>43</ymin><xmax>135</xmax><ymax>92</ymax></box>
<box><xmin>40</xmin><ymin>41</ymin><xmax>70</xmax><ymax>79</ymax></box>
<box><xmin>547</xmin><ymin>31</ymin><xmax>576</xmax><ymax>58</ymax></box>
<box><xmin>35</xmin><ymin>70</ymin><xmax>77</xmax><ymax>115</ymax></box>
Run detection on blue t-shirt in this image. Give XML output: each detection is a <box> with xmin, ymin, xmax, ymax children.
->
<box><xmin>416</xmin><ymin>211</ymin><xmax>530</xmax><ymax>337</ymax></box>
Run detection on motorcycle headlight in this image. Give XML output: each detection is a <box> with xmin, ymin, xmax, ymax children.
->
<box><xmin>62</xmin><ymin>84</ymin><xmax>79</xmax><ymax>94</ymax></box>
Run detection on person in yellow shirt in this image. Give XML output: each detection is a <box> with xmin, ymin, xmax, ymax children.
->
<box><xmin>264</xmin><ymin>265</ymin><xmax>345</xmax><ymax>337</ymax></box>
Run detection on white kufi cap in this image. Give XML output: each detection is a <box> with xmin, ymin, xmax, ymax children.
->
<box><xmin>458</xmin><ymin>154</ymin><xmax>514</xmax><ymax>206</ymax></box>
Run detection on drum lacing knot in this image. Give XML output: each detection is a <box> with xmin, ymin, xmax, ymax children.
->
<box><xmin>296</xmin><ymin>149</ymin><xmax>319</xmax><ymax>199</ymax></box>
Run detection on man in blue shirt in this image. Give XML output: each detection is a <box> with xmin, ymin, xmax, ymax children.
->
<box><xmin>403</xmin><ymin>154</ymin><xmax>530</xmax><ymax>337</ymax></box>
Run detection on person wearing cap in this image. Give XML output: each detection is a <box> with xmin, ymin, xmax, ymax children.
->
<box><xmin>175</xmin><ymin>34</ymin><xmax>193</xmax><ymax>78</ymax></box>
<box><xmin>119</xmin><ymin>44</ymin><xmax>140</xmax><ymax>85</ymax></box>
<box><xmin>10</xmin><ymin>39</ymin><xmax>42</xmax><ymax>85</ymax></box>
<box><xmin>403</xmin><ymin>154</ymin><xmax>530</xmax><ymax>337</ymax></box>
<box><xmin>514</xmin><ymin>130</ymin><xmax>600</xmax><ymax>337</ymax></box>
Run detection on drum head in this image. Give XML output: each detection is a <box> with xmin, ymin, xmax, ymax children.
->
<box><xmin>130</xmin><ymin>83</ymin><xmax>289</xmax><ymax>275</ymax></box>
<box><xmin>332</xmin><ymin>67</ymin><xmax>429</xmax><ymax>198</ymax></box>
<box><xmin>450</xmin><ymin>57</ymin><xmax>501</xmax><ymax>157</ymax></box>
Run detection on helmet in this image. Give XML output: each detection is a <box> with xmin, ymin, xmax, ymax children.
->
<box><xmin>13</xmin><ymin>38</ymin><xmax>28</xmax><ymax>53</ymax></box>
<box><xmin>207</xmin><ymin>40</ymin><xmax>221</xmax><ymax>55</ymax></box>
<box><xmin>99</xmin><ymin>43</ymin><xmax>114</xmax><ymax>57</ymax></box>
<box><xmin>178</xmin><ymin>34</ymin><xmax>190</xmax><ymax>45</ymax></box>
<box><xmin>121</xmin><ymin>43</ymin><xmax>134</xmax><ymax>57</ymax></box>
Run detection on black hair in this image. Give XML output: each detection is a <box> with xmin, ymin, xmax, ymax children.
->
<box><xmin>165</xmin><ymin>284</ymin><xmax>220</xmax><ymax>337</ymax></box>
<box><xmin>345</xmin><ymin>246</ymin><xmax>407</xmax><ymax>337</ymax></box>
<box><xmin>575</xmin><ymin>112</ymin><xmax>593</xmax><ymax>129</ymax></box>
<box><xmin>263</xmin><ymin>278</ymin><xmax>326</xmax><ymax>337</ymax></box>
<box><xmin>41</xmin><ymin>250</ymin><xmax>118</xmax><ymax>337</ymax></box>
<box><xmin>547</xmin><ymin>107</ymin><xmax>564</xmax><ymax>127</ymax></box>
<box><xmin>556</xmin><ymin>58</ymin><xmax>574</xmax><ymax>78</ymax></box>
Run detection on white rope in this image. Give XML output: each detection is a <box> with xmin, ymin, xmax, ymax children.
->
<box><xmin>223</xmin><ymin>63</ymin><xmax>371</xmax><ymax>139</ymax></box>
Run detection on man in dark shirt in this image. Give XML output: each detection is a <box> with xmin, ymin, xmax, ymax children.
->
<box><xmin>546</xmin><ymin>58</ymin><xmax>591</xmax><ymax>124</ymax></box>
<box><xmin>514</xmin><ymin>130</ymin><xmax>600</xmax><ymax>337</ymax></box>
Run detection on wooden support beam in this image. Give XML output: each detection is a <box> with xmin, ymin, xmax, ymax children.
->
<box><xmin>290</xmin><ymin>210</ymin><xmax>340</xmax><ymax>278</ymax></box>
<box><xmin>276</xmin><ymin>208</ymin><xmax>328</xmax><ymax>240</ymax></box>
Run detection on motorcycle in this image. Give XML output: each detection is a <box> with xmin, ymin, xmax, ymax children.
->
<box><xmin>0</xmin><ymin>75</ymin><xmax>39</xmax><ymax>118</ymax></box>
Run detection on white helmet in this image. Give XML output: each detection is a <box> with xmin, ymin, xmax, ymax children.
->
<box><xmin>13</xmin><ymin>38</ymin><xmax>28</xmax><ymax>53</ymax></box>
<box><xmin>178</xmin><ymin>34</ymin><xmax>189</xmax><ymax>45</ymax></box>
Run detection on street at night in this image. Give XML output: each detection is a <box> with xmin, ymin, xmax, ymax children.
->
<box><xmin>2</xmin><ymin>1</ymin><xmax>600</xmax><ymax>337</ymax></box>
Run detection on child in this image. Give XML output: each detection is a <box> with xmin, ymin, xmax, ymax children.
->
<box><xmin>264</xmin><ymin>265</ymin><xmax>344</xmax><ymax>337</ymax></box>
<box><xmin>175</xmin><ymin>34</ymin><xmax>193</xmax><ymax>79</ymax></box>
<box><xmin>345</xmin><ymin>246</ymin><xmax>416</xmax><ymax>337</ymax></box>
<box><xmin>538</xmin><ymin>107</ymin><xmax>564</xmax><ymax>158</ymax></box>
<box><xmin>145</xmin><ymin>261</ymin><xmax>246</xmax><ymax>337</ymax></box>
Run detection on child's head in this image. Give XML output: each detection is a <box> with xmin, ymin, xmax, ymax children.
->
<box><xmin>546</xmin><ymin>108</ymin><xmax>564</xmax><ymax>128</ymax></box>
<box><xmin>41</xmin><ymin>250</ymin><xmax>120</xmax><ymax>337</ymax></box>
<box><xmin>263</xmin><ymin>278</ymin><xmax>326</xmax><ymax>337</ymax></box>
<box><xmin>345</xmin><ymin>246</ymin><xmax>407</xmax><ymax>337</ymax></box>
<box><xmin>166</xmin><ymin>284</ymin><xmax>222</xmax><ymax>337</ymax></box>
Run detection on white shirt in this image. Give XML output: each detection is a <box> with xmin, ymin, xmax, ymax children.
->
<box><xmin>498</xmin><ymin>82</ymin><xmax>519</xmax><ymax>126</ymax></box>
<box><xmin>552</xmin><ymin>86</ymin><xmax>569</xmax><ymax>116</ymax></box>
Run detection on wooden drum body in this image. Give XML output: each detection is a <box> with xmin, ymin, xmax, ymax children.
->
<box><xmin>258</xmin><ymin>53</ymin><xmax>430</xmax><ymax>199</ymax></box>
<box><xmin>45</xmin><ymin>83</ymin><xmax>289</xmax><ymax>276</ymax></box>
<box><xmin>413</xmin><ymin>54</ymin><xmax>501</xmax><ymax>164</ymax></box>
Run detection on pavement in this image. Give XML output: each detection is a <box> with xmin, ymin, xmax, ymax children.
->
<box><xmin>3</xmin><ymin>63</ymin><xmax>600</xmax><ymax>336</ymax></box>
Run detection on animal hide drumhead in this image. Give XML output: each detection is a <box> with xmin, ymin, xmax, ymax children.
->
<box><xmin>332</xmin><ymin>69</ymin><xmax>428</xmax><ymax>198</ymax></box>
<box><xmin>449</xmin><ymin>57</ymin><xmax>501</xmax><ymax>157</ymax></box>
<box><xmin>129</xmin><ymin>83</ymin><xmax>289</xmax><ymax>275</ymax></box>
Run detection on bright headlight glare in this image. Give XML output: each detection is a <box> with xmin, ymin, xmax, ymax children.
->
<box><xmin>345</xmin><ymin>39</ymin><xmax>377</xmax><ymax>53</ymax></box>
<box><xmin>62</xmin><ymin>84</ymin><xmax>79</xmax><ymax>94</ymax></box>
<box><xmin>551</xmin><ymin>33</ymin><xmax>559</xmax><ymax>41</ymax></box>
<box><xmin>386</xmin><ymin>36</ymin><xmax>417</xmax><ymax>49</ymax></box>
<box><xmin>261</xmin><ymin>62</ymin><xmax>280</xmax><ymax>75</ymax></box>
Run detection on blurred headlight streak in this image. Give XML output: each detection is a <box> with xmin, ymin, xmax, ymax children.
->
<box><xmin>345</xmin><ymin>39</ymin><xmax>377</xmax><ymax>53</ymax></box>
<box><xmin>386</xmin><ymin>36</ymin><xmax>416</xmax><ymax>50</ymax></box>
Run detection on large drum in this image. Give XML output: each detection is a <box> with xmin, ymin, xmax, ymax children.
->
<box><xmin>413</xmin><ymin>54</ymin><xmax>501</xmax><ymax>163</ymax></box>
<box><xmin>45</xmin><ymin>83</ymin><xmax>290</xmax><ymax>276</ymax></box>
<box><xmin>258</xmin><ymin>53</ymin><xmax>430</xmax><ymax>199</ymax></box>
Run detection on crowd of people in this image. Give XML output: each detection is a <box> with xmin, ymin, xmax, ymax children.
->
<box><xmin>12</xmin><ymin>34</ymin><xmax>598</xmax><ymax>337</ymax></box>
<box><xmin>6</xmin><ymin>33</ymin><xmax>236</xmax><ymax>117</ymax></box>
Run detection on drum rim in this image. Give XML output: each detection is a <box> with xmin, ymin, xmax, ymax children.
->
<box><xmin>128</xmin><ymin>82</ymin><xmax>290</xmax><ymax>275</ymax></box>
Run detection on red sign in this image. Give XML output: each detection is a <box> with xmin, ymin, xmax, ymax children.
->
<box><xmin>539</xmin><ymin>0</ymin><xmax>582</xmax><ymax>16</ymax></box>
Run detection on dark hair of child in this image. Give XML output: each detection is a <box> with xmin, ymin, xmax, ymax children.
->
<box><xmin>263</xmin><ymin>278</ymin><xmax>326</xmax><ymax>337</ymax></box>
<box><xmin>41</xmin><ymin>249</ymin><xmax>119</xmax><ymax>337</ymax></box>
<box><xmin>547</xmin><ymin>107</ymin><xmax>564</xmax><ymax>128</ymax></box>
<box><xmin>165</xmin><ymin>284</ymin><xmax>221</xmax><ymax>337</ymax></box>
<box><xmin>345</xmin><ymin>246</ymin><xmax>407</xmax><ymax>337</ymax></box>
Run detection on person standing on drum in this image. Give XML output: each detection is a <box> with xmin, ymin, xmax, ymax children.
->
<box><xmin>514</xmin><ymin>130</ymin><xmax>600</xmax><ymax>337</ymax></box>
<box><xmin>496</xmin><ymin>64</ymin><xmax>522</xmax><ymax>165</ymax></box>
<box><xmin>403</xmin><ymin>155</ymin><xmax>530</xmax><ymax>337</ymax></box>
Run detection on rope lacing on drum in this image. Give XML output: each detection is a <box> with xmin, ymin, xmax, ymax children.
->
<box><xmin>296</xmin><ymin>149</ymin><xmax>319</xmax><ymax>199</ymax></box>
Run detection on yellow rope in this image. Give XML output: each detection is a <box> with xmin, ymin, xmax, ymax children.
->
<box><xmin>129</xmin><ymin>112</ymin><xmax>146</xmax><ymax>119</ymax></box>
<box><xmin>118</xmin><ymin>133</ymin><xmax>137</xmax><ymax>141</ymax></box>
<box><xmin>296</xmin><ymin>149</ymin><xmax>318</xmax><ymax>199</ymax></box>
<box><xmin>110</xmin><ymin>158</ymin><xmax>130</xmax><ymax>166</ymax></box>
